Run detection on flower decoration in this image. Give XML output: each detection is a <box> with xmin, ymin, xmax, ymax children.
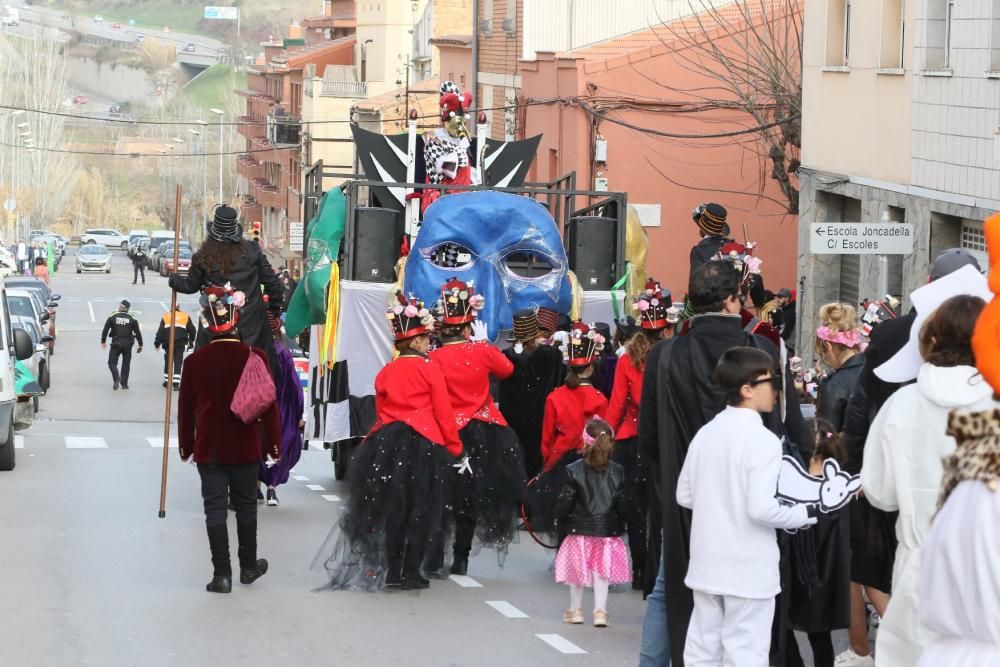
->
<box><xmin>232</xmin><ymin>291</ymin><xmax>246</xmax><ymax>308</ymax></box>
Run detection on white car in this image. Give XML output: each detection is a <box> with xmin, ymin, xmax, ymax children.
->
<box><xmin>76</xmin><ymin>244</ymin><xmax>111</xmax><ymax>273</ymax></box>
<box><xmin>81</xmin><ymin>228</ymin><xmax>129</xmax><ymax>250</ymax></box>
<box><xmin>94</xmin><ymin>15</ymin><xmax>103</xmax><ymax>22</ymax></box>
<box><xmin>0</xmin><ymin>284</ymin><xmax>35</xmax><ymax>470</ymax></box>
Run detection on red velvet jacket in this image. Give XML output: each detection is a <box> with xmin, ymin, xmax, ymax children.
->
<box><xmin>430</xmin><ymin>340</ymin><xmax>514</xmax><ymax>429</ymax></box>
<box><xmin>540</xmin><ymin>383</ymin><xmax>608</xmax><ymax>471</ymax></box>
<box><xmin>605</xmin><ymin>353</ymin><xmax>643</xmax><ymax>441</ymax></box>
<box><xmin>178</xmin><ymin>339</ymin><xmax>280</xmax><ymax>464</ymax></box>
<box><xmin>369</xmin><ymin>353</ymin><xmax>464</xmax><ymax>457</ymax></box>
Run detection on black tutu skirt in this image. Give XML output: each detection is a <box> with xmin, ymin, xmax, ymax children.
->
<box><xmin>522</xmin><ymin>449</ymin><xmax>582</xmax><ymax>545</ymax></box>
<box><xmin>613</xmin><ymin>437</ymin><xmax>648</xmax><ymax>574</ymax></box>
<box><xmin>849</xmin><ymin>495</ymin><xmax>897</xmax><ymax>593</ymax></box>
<box><xmin>313</xmin><ymin>421</ymin><xmax>452</xmax><ymax>591</ymax></box>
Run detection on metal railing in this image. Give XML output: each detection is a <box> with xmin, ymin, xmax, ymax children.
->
<box><xmin>304</xmin><ymin>78</ymin><xmax>368</xmax><ymax>98</ymax></box>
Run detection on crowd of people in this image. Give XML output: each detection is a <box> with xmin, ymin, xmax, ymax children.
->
<box><xmin>166</xmin><ymin>201</ymin><xmax>1000</xmax><ymax>667</ymax></box>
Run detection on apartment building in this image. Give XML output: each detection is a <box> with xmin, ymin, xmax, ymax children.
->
<box><xmin>797</xmin><ymin>0</ymin><xmax>1000</xmax><ymax>358</ymax></box>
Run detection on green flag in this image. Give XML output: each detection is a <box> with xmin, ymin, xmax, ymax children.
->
<box><xmin>14</xmin><ymin>360</ymin><xmax>43</xmax><ymax>396</ymax></box>
<box><xmin>284</xmin><ymin>188</ymin><xmax>347</xmax><ymax>338</ymax></box>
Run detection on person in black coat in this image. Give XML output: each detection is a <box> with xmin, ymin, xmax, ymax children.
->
<box><xmin>688</xmin><ymin>203</ymin><xmax>733</xmax><ymax>283</ymax></box>
<box><xmin>168</xmin><ymin>205</ymin><xmax>284</xmax><ymax>355</ymax></box>
<box><xmin>637</xmin><ymin>261</ymin><xmax>808</xmax><ymax>667</ymax></box>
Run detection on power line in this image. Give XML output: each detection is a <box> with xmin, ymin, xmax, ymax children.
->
<box><xmin>0</xmin><ymin>140</ymin><xmax>306</xmax><ymax>157</ymax></box>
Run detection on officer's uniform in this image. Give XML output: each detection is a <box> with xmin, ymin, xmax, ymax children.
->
<box><xmin>132</xmin><ymin>246</ymin><xmax>147</xmax><ymax>284</ymax></box>
<box><xmin>100</xmin><ymin>301</ymin><xmax>143</xmax><ymax>389</ymax></box>
<box><xmin>154</xmin><ymin>308</ymin><xmax>196</xmax><ymax>388</ymax></box>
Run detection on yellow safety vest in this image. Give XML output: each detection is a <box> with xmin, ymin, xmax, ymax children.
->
<box><xmin>161</xmin><ymin>312</ymin><xmax>190</xmax><ymax>328</ymax></box>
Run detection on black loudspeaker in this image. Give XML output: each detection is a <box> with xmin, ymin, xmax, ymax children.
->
<box><xmin>352</xmin><ymin>206</ymin><xmax>402</xmax><ymax>282</ymax></box>
<box><xmin>566</xmin><ymin>215</ymin><xmax>617</xmax><ymax>290</ymax></box>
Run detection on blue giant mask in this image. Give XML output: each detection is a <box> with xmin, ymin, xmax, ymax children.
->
<box><xmin>404</xmin><ymin>191</ymin><xmax>572</xmax><ymax>340</ymax></box>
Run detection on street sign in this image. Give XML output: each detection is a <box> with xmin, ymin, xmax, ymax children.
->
<box><xmin>289</xmin><ymin>222</ymin><xmax>304</xmax><ymax>252</ymax></box>
<box><xmin>3</xmin><ymin>198</ymin><xmax>14</xmax><ymax>212</ymax></box>
<box><xmin>809</xmin><ymin>222</ymin><xmax>914</xmax><ymax>255</ymax></box>
<box><xmin>204</xmin><ymin>6</ymin><xmax>239</xmax><ymax>20</ymax></box>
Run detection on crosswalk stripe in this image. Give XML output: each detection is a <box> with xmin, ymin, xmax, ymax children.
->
<box><xmin>292</xmin><ymin>475</ymin><xmax>310</xmax><ymax>481</ymax></box>
<box><xmin>449</xmin><ymin>574</ymin><xmax>483</xmax><ymax>588</ymax></box>
<box><xmin>14</xmin><ymin>435</ymin><xmax>24</xmax><ymax>449</ymax></box>
<box><xmin>536</xmin><ymin>634</ymin><xmax>586</xmax><ymax>654</ymax></box>
<box><xmin>321</xmin><ymin>494</ymin><xmax>341</xmax><ymax>502</ymax></box>
<box><xmin>485</xmin><ymin>601</ymin><xmax>529</xmax><ymax>619</ymax></box>
<box><xmin>146</xmin><ymin>437</ymin><xmax>179</xmax><ymax>448</ymax></box>
<box><xmin>65</xmin><ymin>436</ymin><xmax>108</xmax><ymax>449</ymax></box>
<box><xmin>305</xmin><ymin>484</ymin><xmax>326</xmax><ymax>491</ymax></box>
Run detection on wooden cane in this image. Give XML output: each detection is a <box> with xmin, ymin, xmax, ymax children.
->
<box><xmin>158</xmin><ymin>185</ymin><xmax>183</xmax><ymax>518</ymax></box>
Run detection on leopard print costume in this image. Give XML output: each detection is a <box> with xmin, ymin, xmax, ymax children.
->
<box><xmin>939</xmin><ymin>408</ymin><xmax>1000</xmax><ymax>510</ymax></box>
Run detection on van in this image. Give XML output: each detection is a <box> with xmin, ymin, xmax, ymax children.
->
<box><xmin>148</xmin><ymin>230</ymin><xmax>174</xmax><ymax>253</ymax></box>
<box><xmin>0</xmin><ymin>282</ymin><xmax>38</xmax><ymax>470</ymax></box>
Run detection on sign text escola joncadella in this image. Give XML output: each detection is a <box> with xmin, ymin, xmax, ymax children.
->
<box><xmin>809</xmin><ymin>223</ymin><xmax>914</xmax><ymax>255</ymax></box>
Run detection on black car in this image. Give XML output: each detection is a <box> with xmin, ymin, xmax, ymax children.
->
<box><xmin>109</xmin><ymin>101</ymin><xmax>131</xmax><ymax>115</ymax></box>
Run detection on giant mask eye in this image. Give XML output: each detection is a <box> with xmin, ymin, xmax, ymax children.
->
<box><xmin>422</xmin><ymin>242</ymin><xmax>476</xmax><ymax>271</ymax></box>
<box><xmin>503</xmin><ymin>250</ymin><xmax>555</xmax><ymax>280</ymax></box>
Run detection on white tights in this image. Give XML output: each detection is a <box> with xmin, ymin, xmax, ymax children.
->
<box><xmin>569</xmin><ymin>576</ymin><xmax>610</xmax><ymax>611</ymax></box>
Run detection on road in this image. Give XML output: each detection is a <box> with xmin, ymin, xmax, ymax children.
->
<box><xmin>0</xmin><ymin>247</ymin><xmax>650</xmax><ymax>665</ymax></box>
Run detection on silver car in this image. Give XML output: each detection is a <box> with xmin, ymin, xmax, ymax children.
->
<box><xmin>76</xmin><ymin>244</ymin><xmax>111</xmax><ymax>273</ymax></box>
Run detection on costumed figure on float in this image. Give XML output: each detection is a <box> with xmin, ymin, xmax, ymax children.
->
<box><xmin>420</xmin><ymin>81</ymin><xmax>479</xmax><ymax>215</ymax></box>
<box><xmin>428</xmin><ymin>278</ymin><xmax>527</xmax><ymax>575</ymax></box>
<box><xmin>314</xmin><ymin>292</ymin><xmax>468</xmax><ymax>591</ymax></box>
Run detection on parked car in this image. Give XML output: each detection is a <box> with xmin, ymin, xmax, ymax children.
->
<box><xmin>161</xmin><ymin>247</ymin><xmax>193</xmax><ymax>275</ymax></box>
<box><xmin>183</xmin><ymin>42</ymin><xmax>196</xmax><ymax>52</ymax></box>
<box><xmin>150</xmin><ymin>239</ymin><xmax>191</xmax><ymax>272</ymax></box>
<box><xmin>0</xmin><ymin>285</ymin><xmax>36</xmax><ymax>469</ymax></box>
<box><xmin>72</xmin><ymin>95</ymin><xmax>88</xmax><ymax>105</ymax></box>
<box><xmin>76</xmin><ymin>244</ymin><xmax>111</xmax><ymax>273</ymax></box>
<box><xmin>147</xmin><ymin>230</ymin><xmax>174</xmax><ymax>258</ymax></box>
<box><xmin>5</xmin><ymin>278</ymin><xmax>59</xmax><ymax>355</ymax></box>
<box><xmin>11</xmin><ymin>315</ymin><xmax>51</xmax><ymax>412</ymax></box>
<box><xmin>93</xmin><ymin>15</ymin><xmax>103</xmax><ymax>22</ymax></box>
<box><xmin>81</xmin><ymin>228</ymin><xmax>129</xmax><ymax>250</ymax></box>
<box><xmin>33</xmin><ymin>235</ymin><xmax>65</xmax><ymax>265</ymax></box>
<box><xmin>6</xmin><ymin>289</ymin><xmax>54</xmax><ymax>366</ymax></box>
<box><xmin>29</xmin><ymin>230</ymin><xmax>66</xmax><ymax>256</ymax></box>
<box><xmin>109</xmin><ymin>101</ymin><xmax>131</xmax><ymax>115</ymax></box>
<box><xmin>128</xmin><ymin>236</ymin><xmax>150</xmax><ymax>260</ymax></box>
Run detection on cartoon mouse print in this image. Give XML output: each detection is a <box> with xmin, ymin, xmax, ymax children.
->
<box><xmin>776</xmin><ymin>456</ymin><xmax>861</xmax><ymax>513</ymax></box>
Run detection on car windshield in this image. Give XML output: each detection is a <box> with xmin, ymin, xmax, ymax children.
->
<box><xmin>6</xmin><ymin>279</ymin><xmax>50</xmax><ymax>301</ymax></box>
<box><xmin>80</xmin><ymin>245</ymin><xmax>108</xmax><ymax>255</ymax></box>
<box><xmin>13</xmin><ymin>322</ymin><xmax>39</xmax><ymax>344</ymax></box>
<box><xmin>177</xmin><ymin>249</ymin><xmax>193</xmax><ymax>259</ymax></box>
<box><xmin>8</xmin><ymin>295</ymin><xmax>35</xmax><ymax>319</ymax></box>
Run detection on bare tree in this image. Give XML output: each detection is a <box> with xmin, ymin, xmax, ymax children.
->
<box><xmin>652</xmin><ymin>0</ymin><xmax>802</xmax><ymax>213</ymax></box>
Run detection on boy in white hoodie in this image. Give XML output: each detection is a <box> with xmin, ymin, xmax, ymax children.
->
<box><xmin>677</xmin><ymin>346</ymin><xmax>817</xmax><ymax>667</ymax></box>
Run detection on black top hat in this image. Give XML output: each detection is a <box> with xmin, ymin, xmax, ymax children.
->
<box><xmin>509</xmin><ymin>309</ymin><xmax>540</xmax><ymax>343</ymax></box>
<box><xmin>632</xmin><ymin>278</ymin><xmax>676</xmax><ymax>330</ymax></box>
<box><xmin>209</xmin><ymin>204</ymin><xmax>243</xmax><ymax>243</ymax></box>
<box><xmin>568</xmin><ymin>321</ymin><xmax>606</xmax><ymax>368</ymax></box>
<box><xmin>536</xmin><ymin>307</ymin><xmax>560</xmax><ymax>334</ymax></box>
<box><xmin>693</xmin><ymin>202</ymin><xmax>730</xmax><ymax>237</ymax></box>
<box><xmin>387</xmin><ymin>291</ymin><xmax>434</xmax><ymax>341</ymax></box>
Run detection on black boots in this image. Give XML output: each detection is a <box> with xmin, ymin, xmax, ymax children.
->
<box><xmin>450</xmin><ymin>556</ymin><xmax>469</xmax><ymax>576</ymax></box>
<box><xmin>236</xmin><ymin>519</ymin><xmax>268</xmax><ymax>585</ymax></box>
<box><xmin>401</xmin><ymin>545</ymin><xmax>429</xmax><ymax>590</ymax></box>
<box><xmin>206</xmin><ymin>524</ymin><xmax>232</xmax><ymax>594</ymax></box>
<box><xmin>450</xmin><ymin>518</ymin><xmax>474</xmax><ymax>576</ymax></box>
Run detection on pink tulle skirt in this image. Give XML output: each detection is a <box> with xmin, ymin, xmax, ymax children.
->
<box><xmin>554</xmin><ymin>535</ymin><xmax>632</xmax><ymax>587</ymax></box>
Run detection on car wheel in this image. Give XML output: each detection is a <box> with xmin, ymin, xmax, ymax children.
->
<box><xmin>86</xmin><ymin>239</ymin><xmax>96</xmax><ymax>244</ymax></box>
<box><xmin>76</xmin><ymin>268</ymin><xmax>81</xmax><ymax>274</ymax></box>
<box><xmin>121</xmin><ymin>241</ymin><xmax>128</xmax><ymax>250</ymax></box>
<box><xmin>0</xmin><ymin>420</ymin><xmax>14</xmax><ymax>471</ymax></box>
<box><xmin>40</xmin><ymin>363</ymin><xmax>50</xmax><ymax>392</ymax></box>
<box><xmin>32</xmin><ymin>395</ymin><xmax>38</xmax><ymax>414</ymax></box>
<box><xmin>106</xmin><ymin>267</ymin><xmax>111</xmax><ymax>274</ymax></box>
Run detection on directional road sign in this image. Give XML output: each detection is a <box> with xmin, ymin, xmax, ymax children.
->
<box><xmin>810</xmin><ymin>222</ymin><xmax>914</xmax><ymax>255</ymax></box>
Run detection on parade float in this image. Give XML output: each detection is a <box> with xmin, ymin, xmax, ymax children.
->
<box><xmin>284</xmin><ymin>82</ymin><xmax>650</xmax><ymax>478</ymax></box>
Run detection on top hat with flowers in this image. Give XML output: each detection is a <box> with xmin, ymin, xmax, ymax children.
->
<box><xmin>200</xmin><ymin>282</ymin><xmax>245</xmax><ymax>334</ymax></box>
<box><xmin>632</xmin><ymin>278</ymin><xmax>678</xmax><ymax>330</ymax></box>
<box><xmin>568</xmin><ymin>321</ymin><xmax>606</xmax><ymax>368</ymax></box>
<box><xmin>386</xmin><ymin>291</ymin><xmax>435</xmax><ymax>341</ymax></box>
<box><xmin>436</xmin><ymin>277</ymin><xmax>485</xmax><ymax>325</ymax></box>
<box><xmin>715</xmin><ymin>241</ymin><xmax>763</xmax><ymax>290</ymax></box>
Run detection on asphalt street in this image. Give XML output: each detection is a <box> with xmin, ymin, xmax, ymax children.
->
<box><xmin>0</xmin><ymin>247</ymin><xmax>649</xmax><ymax>666</ymax></box>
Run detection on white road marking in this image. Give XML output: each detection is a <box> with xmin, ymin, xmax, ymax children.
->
<box><xmin>536</xmin><ymin>634</ymin><xmax>587</xmax><ymax>654</ymax></box>
<box><xmin>65</xmin><ymin>436</ymin><xmax>108</xmax><ymax>449</ymax></box>
<box><xmin>88</xmin><ymin>301</ymin><xmax>95</xmax><ymax>323</ymax></box>
<box><xmin>485</xmin><ymin>601</ymin><xmax>529</xmax><ymax>619</ymax></box>
<box><xmin>14</xmin><ymin>435</ymin><xmax>24</xmax><ymax>449</ymax></box>
<box><xmin>321</xmin><ymin>494</ymin><xmax>341</xmax><ymax>502</ymax></box>
<box><xmin>305</xmin><ymin>484</ymin><xmax>326</xmax><ymax>491</ymax></box>
<box><xmin>292</xmin><ymin>475</ymin><xmax>310</xmax><ymax>481</ymax></box>
<box><xmin>159</xmin><ymin>301</ymin><xmax>168</xmax><ymax>311</ymax></box>
<box><xmin>449</xmin><ymin>574</ymin><xmax>483</xmax><ymax>588</ymax></box>
<box><xmin>146</xmin><ymin>437</ymin><xmax>178</xmax><ymax>448</ymax></box>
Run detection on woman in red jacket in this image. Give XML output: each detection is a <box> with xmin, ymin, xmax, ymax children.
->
<box><xmin>317</xmin><ymin>292</ymin><xmax>466</xmax><ymax>591</ymax></box>
<box><xmin>429</xmin><ymin>279</ymin><xmax>526</xmax><ymax>575</ymax></box>
<box><xmin>525</xmin><ymin>321</ymin><xmax>608</xmax><ymax>539</ymax></box>
<box><xmin>606</xmin><ymin>278</ymin><xmax>677</xmax><ymax>588</ymax></box>
<box><xmin>179</xmin><ymin>283</ymin><xmax>281</xmax><ymax>594</ymax></box>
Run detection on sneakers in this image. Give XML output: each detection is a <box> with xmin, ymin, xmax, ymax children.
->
<box><xmin>266</xmin><ymin>488</ymin><xmax>278</xmax><ymax>506</ymax></box>
<box><xmin>835</xmin><ymin>648</ymin><xmax>875</xmax><ymax>666</ymax></box>
<box><xmin>593</xmin><ymin>610</ymin><xmax>609</xmax><ymax>628</ymax></box>
<box><xmin>256</xmin><ymin>489</ymin><xmax>265</xmax><ymax>504</ymax></box>
<box><xmin>113</xmin><ymin>380</ymin><xmax>120</xmax><ymax>391</ymax></box>
<box><xmin>563</xmin><ymin>608</ymin><xmax>584</xmax><ymax>625</ymax></box>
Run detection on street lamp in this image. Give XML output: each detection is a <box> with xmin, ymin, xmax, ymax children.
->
<box><xmin>210</xmin><ymin>108</ymin><xmax>224</xmax><ymax>203</ymax></box>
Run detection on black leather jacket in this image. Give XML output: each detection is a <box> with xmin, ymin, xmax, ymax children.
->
<box><xmin>554</xmin><ymin>459</ymin><xmax>628</xmax><ymax>537</ymax></box>
<box><xmin>816</xmin><ymin>353</ymin><xmax>865</xmax><ymax>432</ymax></box>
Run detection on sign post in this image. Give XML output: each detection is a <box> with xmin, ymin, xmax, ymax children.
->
<box><xmin>809</xmin><ymin>222</ymin><xmax>914</xmax><ymax>255</ymax></box>
<box><xmin>289</xmin><ymin>222</ymin><xmax>304</xmax><ymax>253</ymax></box>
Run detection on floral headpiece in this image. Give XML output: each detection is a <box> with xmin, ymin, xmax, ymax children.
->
<box><xmin>715</xmin><ymin>241</ymin><xmax>762</xmax><ymax>288</ymax></box>
<box><xmin>568</xmin><ymin>321</ymin><xmax>606</xmax><ymax>368</ymax></box>
<box><xmin>582</xmin><ymin>417</ymin><xmax>614</xmax><ymax>448</ymax></box>
<box><xmin>816</xmin><ymin>326</ymin><xmax>862</xmax><ymax>349</ymax></box>
<box><xmin>386</xmin><ymin>291</ymin><xmax>435</xmax><ymax>341</ymax></box>
<box><xmin>632</xmin><ymin>278</ymin><xmax>678</xmax><ymax>330</ymax></box>
<box><xmin>436</xmin><ymin>278</ymin><xmax>485</xmax><ymax>325</ymax></box>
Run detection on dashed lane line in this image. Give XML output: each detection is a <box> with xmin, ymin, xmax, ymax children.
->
<box><xmin>88</xmin><ymin>301</ymin><xmax>95</xmax><ymax>323</ymax></box>
<box><xmin>146</xmin><ymin>437</ymin><xmax>178</xmax><ymax>448</ymax></box>
<box><xmin>305</xmin><ymin>484</ymin><xmax>326</xmax><ymax>491</ymax></box>
<box><xmin>448</xmin><ymin>574</ymin><xmax>483</xmax><ymax>588</ymax></box>
<box><xmin>292</xmin><ymin>475</ymin><xmax>310</xmax><ymax>481</ymax></box>
<box><xmin>14</xmin><ymin>435</ymin><xmax>24</xmax><ymax>449</ymax></box>
<box><xmin>485</xmin><ymin>601</ymin><xmax>529</xmax><ymax>619</ymax></box>
<box><xmin>321</xmin><ymin>494</ymin><xmax>341</xmax><ymax>502</ymax></box>
<box><xmin>65</xmin><ymin>436</ymin><xmax>108</xmax><ymax>449</ymax></box>
<box><xmin>536</xmin><ymin>634</ymin><xmax>587</xmax><ymax>655</ymax></box>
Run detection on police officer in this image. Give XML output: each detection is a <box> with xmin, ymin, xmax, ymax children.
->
<box><xmin>154</xmin><ymin>304</ymin><xmax>196</xmax><ymax>389</ymax></box>
<box><xmin>100</xmin><ymin>299</ymin><xmax>143</xmax><ymax>390</ymax></box>
<box><xmin>132</xmin><ymin>242</ymin><xmax>147</xmax><ymax>285</ymax></box>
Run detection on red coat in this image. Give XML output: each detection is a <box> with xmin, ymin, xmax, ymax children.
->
<box><xmin>179</xmin><ymin>339</ymin><xmax>280</xmax><ymax>464</ymax></box>
<box><xmin>540</xmin><ymin>383</ymin><xmax>608</xmax><ymax>471</ymax></box>
<box><xmin>605</xmin><ymin>353</ymin><xmax>644</xmax><ymax>441</ymax></box>
<box><xmin>369</xmin><ymin>353</ymin><xmax>463</xmax><ymax>457</ymax></box>
<box><xmin>430</xmin><ymin>340</ymin><xmax>514</xmax><ymax>428</ymax></box>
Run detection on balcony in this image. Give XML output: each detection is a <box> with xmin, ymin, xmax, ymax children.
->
<box><xmin>304</xmin><ymin>78</ymin><xmax>368</xmax><ymax>98</ymax></box>
<box><xmin>268</xmin><ymin>112</ymin><xmax>301</xmax><ymax>146</ymax></box>
<box><xmin>237</xmin><ymin>156</ymin><xmax>265</xmax><ymax>182</ymax></box>
<box><xmin>237</xmin><ymin>116</ymin><xmax>267</xmax><ymax>141</ymax></box>
<box><xmin>250</xmin><ymin>177</ymin><xmax>284</xmax><ymax>211</ymax></box>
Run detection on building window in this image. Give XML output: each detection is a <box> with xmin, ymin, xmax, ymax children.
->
<box><xmin>826</xmin><ymin>0</ymin><xmax>851</xmax><ymax>66</ymax></box>
<box><xmin>880</xmin><ymin>0</ymin><xmax>905</xmax><ymax>69</ymax></box>
<box><xmin>992</xmin><ymin>0</ymin><xmax>1000</xmax><ymax>71</ymax></box>
<box><xmin>961</xmin><ymin>220</ymin><xmax>989</xmax><ymax>271</ymax></box>
<box><xmin>885</xmin><ymin>206</ymin><xmax>906</xmax><ymax>298</ymax></box>
<box><xmin>480</xmin><ymin>0</ymin><xmax>494</xmax><ymax>34</ymax></box>
<box><xmin>925</xmin><ymin>0</ymin><xmax>954</xmax><ymax>70</ymax></box>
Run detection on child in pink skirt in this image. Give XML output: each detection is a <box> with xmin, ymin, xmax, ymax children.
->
<box><xmin>553</xmin><ymin>417</ymin><xmax>632</xmax><ymax>627</ymax></box>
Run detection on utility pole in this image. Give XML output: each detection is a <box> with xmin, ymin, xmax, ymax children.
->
<box><xmin>471</xmin><ymin>0</ymin><xmax>479</xmax><ymax>118</ymax></box>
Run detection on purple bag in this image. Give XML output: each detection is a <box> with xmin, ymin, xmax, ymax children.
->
<box><xmin>230</xmin><ymin>350</ymin><xmax>276</xmax><ymax>424</ymax></box>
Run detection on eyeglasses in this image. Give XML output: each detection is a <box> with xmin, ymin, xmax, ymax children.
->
<box><xmin>748</xmin><ymin>374</ymin><xmax>783</xmax><ymax>392</ymax></box>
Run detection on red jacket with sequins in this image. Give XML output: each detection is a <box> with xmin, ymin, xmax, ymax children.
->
<box><xmin>540</xmin><ymin>383</ymin><xmax>608</xmax><ymax>471</ymax></box>
<box><xmin>430</xmin><ymin>340</ymin><xmax>514</xmax><ymax>429</ymax></box>
<box><xmin>605</xmin><ymin>353</ymin><xmax>643</xmax><ymax>441</ymax></box>
<box><xmin>369</xmin><ymin>353</ymin><xmax>464</xmax><ymax>457</ymax></box>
